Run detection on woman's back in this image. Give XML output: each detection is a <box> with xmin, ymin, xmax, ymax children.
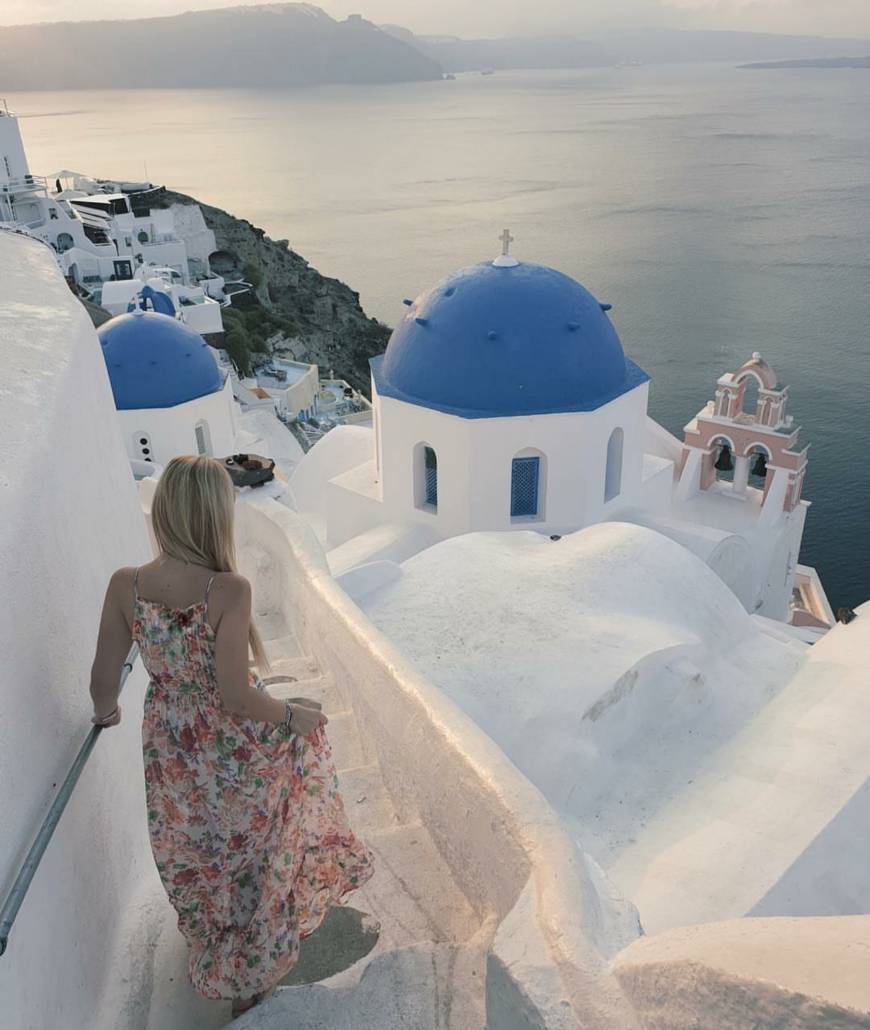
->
<box><xmin>133</xmin><ymin>560</ymin><xmax>223</xmax><ymax>700</ymax></box>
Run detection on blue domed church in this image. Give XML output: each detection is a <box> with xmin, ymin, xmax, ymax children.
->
<box><xmin>357</xmin><ymin>245</ymin><xmax>653</xmax><ymax>539</ymax></box>
<box><xmin>98</xmin><ymin>308</ymin><xmax>236</xmax><ymax>470</ymax></box>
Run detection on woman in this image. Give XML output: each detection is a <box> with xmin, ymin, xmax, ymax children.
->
<box><xmin>89</xmin><ymin>455</ymin><xmax>374</xmax><ymax>1017</ymax></box>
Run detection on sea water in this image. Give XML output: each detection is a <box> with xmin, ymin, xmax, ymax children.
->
<box><xmin>8</xmin><ymin>64</ymin><xmax>869</xmax><ymax>607</ymax></box>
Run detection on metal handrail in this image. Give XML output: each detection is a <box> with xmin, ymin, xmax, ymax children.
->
<box><xmin>0</xmin><ymin>644</ymin><xmax>140</xmax><ymax>956</ymax></box>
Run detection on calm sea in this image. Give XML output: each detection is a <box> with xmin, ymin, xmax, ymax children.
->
<box><xmin>7</xmin><ymin>65</ymin><xmax>869</xmax><ymax>608</ymax></box>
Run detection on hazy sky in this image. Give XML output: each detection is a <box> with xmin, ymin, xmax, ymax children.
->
<box><xmin>2</xmin><ymin>0</ymin><xmax>870</xmax><ymax>37</ymax></box>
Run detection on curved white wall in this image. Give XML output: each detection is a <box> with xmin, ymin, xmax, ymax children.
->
<box><xmin>235</xmin><ymin>495</ymin><xmax>643</xmax><ymax>1028</ymax></box>
<box><xmin>0</xmin><ymin>233</ymin><xmax>158</xmax><ymax>1030</ymax></box>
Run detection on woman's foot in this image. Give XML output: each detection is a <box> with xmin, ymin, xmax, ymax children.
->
<box><xmin>230</xmin><ymin>986</ymin><xmax>277</xmax><ymax>1019</ymax></box>
<box><xmin>230</xmin><ymin>997</ymin><xmax>256</xmax><ymax>1018</ymax></box>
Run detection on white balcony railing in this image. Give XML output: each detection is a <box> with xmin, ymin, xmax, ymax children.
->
<box><xmin>0</xmin><ymin>175</ymin><xmax>48</xmax><ymax>198</ymax></box>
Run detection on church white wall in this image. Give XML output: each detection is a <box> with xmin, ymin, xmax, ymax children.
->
<box><xmin>0</xmin><ymin>233</ymin><xmax>160</xmax><ymax>1030</ymax></box>
<box><xmin>377</xmin><ymin>396</ymin><xmax>473</xmax><ymax>539</ymax></box>
<box><xmin>375</xmin><ymin>383</ymin><xmax>648</xmax><ymax>536</ymax></box>
<box><xmin>117</xmin><ymin>378</ymin><xmax>236</xmax><ymax>466</ymax></box>
<box><xmin>755</xmin><ymin>503</ymin><xmax>807</xmax><ymax>621</ymax></box>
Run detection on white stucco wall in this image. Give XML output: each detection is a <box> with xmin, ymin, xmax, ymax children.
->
<box><xmin>612</xmin><ymin>916</ymin><xmax>870</xmax><ymax>1029</ymax></box>
<box><xmin>0</xmin><ymin>113</ymin><xmax>30</xmax><ymax>184</ymax></box>
<box><xmin>374</xmin><ymin>384</ymin><xmax>649</xmax><ymax>537</ymax></box>
<box><xmin>0</xmin><ymin>232</ymin><xmax>159</xmax><ymax>1029</ymax></box>
<box><xmin>168</xmin><ymin>202</ymin><xmax>218</xmax><ymax>272</ymax></box>
<box><xmin>117</xmin><ymin>378</ymin><xmax>237</xmax><ymax>466</ymax></box>
<box><xmin>289</xmin><ymin>424</ymin><xmax>376</xmax><ymax>525</ymax></box>
<box><xmin>234</xmin><ymin>496</ymin><xmax>643</xmax><ymax>1028</ymax></box>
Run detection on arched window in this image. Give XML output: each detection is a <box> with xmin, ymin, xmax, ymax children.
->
<box><xmin>511</xmin><ymin>450</ymin><xmax>544</xmax><ymax>519</ymax></box>
<box><xmin>413</xmin><ymin>442</ymin><xmax>438</xmax><ymax>512</ymax></box>
<box><xmin>194</xmin><ymin>420</ymin><xmax>212</xmax><ymax>456</ymax></box>
<box><xmin>605</xmin><ymin>427</ymin><xmax>624</xmax><ymax>502</ymax></box>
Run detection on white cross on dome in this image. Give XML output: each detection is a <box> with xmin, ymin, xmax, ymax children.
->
<box><xmin>493</xmin><ymin>228</ymin><xmax>519</xmax><ymax>268</ymax></box>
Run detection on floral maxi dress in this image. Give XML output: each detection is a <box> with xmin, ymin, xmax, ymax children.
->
<box><xmin>133</xmin><ymin>572</ymin><xmax>375</xmax><ymax>1000</ymax></box>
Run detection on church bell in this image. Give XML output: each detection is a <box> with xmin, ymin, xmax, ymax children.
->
<box><xmin>714</xmin><ymin>444</ymin><xmax>734</xmax><ymax>472</ymax></box>
<box><xmin>751</xmin><ymin>452</ymin><xmax>768</xmax><ymax>478</ymax></box>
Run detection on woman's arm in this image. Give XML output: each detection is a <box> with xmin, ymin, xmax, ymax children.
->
<box><xmin>90</xmin><ymin>568</ymin><xmax>134</xmax><ymax>725</ymax></box>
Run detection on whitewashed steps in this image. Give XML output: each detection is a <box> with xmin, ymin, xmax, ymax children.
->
<box><xmin>354</xmin><ymin>823</ymin><xmax>479</xmax><ymax>950</ymax></box>
<box><xmin>337</xmin><ymin>763</ymin><xmax>402</xmax><ymax>838</ymax></box>
<box><xmin>256</xmin><ymin>630</ymin><xmax>303</xmax><ymax>659</ymax></box>
<box><xmin>233</xmin><ymin>942</ymin><xmax>487</xmax><ymax>1030</ymax></box>
<box><xmin>254</xmin><ymin>611</ymin><xmax>293</xmax><ymax>645</ymax></box>
<box><xmin>264</xmin><ymin>653</ymin><xmax>320</xmax><ymax>681</ymax></box>
<box><xmin>263</xmin><ymin>672</ymin><xmax>342</xmax><ymax>716</ymax></box>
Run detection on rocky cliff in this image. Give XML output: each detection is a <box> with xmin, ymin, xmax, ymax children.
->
<box><xmin>151</xmin><ymin>187</ymin><xmax>390</xmax><ymax>394</ymax></box>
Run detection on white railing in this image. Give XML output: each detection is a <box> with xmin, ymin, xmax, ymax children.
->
<box><xmin>0</xmin><ymin>646</ymin><xmax>139</xmax><ymax>956</ymax></box>
<box><xmin>0</xmin><ymin>175</ymin><xmax>47</xmax><ymax>198</ymax></box>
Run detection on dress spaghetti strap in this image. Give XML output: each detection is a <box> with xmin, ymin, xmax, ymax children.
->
<box><xmin>204</xmin><ymin>573</ymin><xmax>217</xmax><ymax>615</ymax></box>
<box><xmin>133</xmin><ymin>566</ymin><xmax>140</xmax><ymax>601</ymax></box>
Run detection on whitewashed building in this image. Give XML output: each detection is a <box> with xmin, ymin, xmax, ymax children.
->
<box><xmin>1</xmin><ymin>103</ymin><xmax>226</xmax><ymax>333</ymax></box>
<box><xmin>97</xmin><ymin>309</ymin><xmax>236</xmax><ymax>472</ymax></box>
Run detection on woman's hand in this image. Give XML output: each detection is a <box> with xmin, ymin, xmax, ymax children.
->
<box><xmin>288</xmin><ymin>702</ymin><xmax>327</xmax><ymax>736</ymax></box>
<box><xmin>92</xmin><ymin>705</ymin><xmax>122</xmax><ymax>728</ymax></box>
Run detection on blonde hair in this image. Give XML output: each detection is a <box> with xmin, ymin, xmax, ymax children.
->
<box><xmin>151</xmin><ymin>455</ymin><xmax>270</xmax><ymax>671</ymax></box>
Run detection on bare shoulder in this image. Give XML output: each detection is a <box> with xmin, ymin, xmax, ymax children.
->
<box><xmin>108</xmin><ymin>566</ymin><xmax>137</xmax><ymax>597</ymax></box>
<box><xmin>209</xmin><ymin>571</ymin><xmax>251</xmax><ymax>605</ymax></box>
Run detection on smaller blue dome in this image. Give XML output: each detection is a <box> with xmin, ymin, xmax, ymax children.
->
<box><xmin>97</xmin><ymin>311</ymin><xmax>225</xmax><ymax>410</ymax></box>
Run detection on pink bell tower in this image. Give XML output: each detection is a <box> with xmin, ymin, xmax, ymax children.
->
<box><xmin>677</xmin><ymin>354</ymin><xmax>809</xmax><ymax>518</ymax></box>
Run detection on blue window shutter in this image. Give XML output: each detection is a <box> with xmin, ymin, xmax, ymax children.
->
<box><xmin>511</xmin><ymin>457</ymin><xmax>540</xmax><ymax>517</ymax></box>
<box><xmin>424</xmin><ymin>447</ymin><xmax>438</xmax><ymax>507</ymax></box>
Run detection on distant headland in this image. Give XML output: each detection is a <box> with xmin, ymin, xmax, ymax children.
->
<box><xmin>741</xmin><ymin>55</ymin><xmax>870</xmax><ymax>70</ymax></box>
<box><xmin>2</xmin><ymin>3</ymin><xmax>870</xmax><ymax>88</ymax></box>
<box><xmin>0</xmin><ymin>4</ymin><xmax>442</xmax><ymax>90</ymax></box>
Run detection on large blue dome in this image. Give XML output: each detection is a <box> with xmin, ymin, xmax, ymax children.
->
<box><xmin>371</xmin><ymin>260</ymin><xmax>648</xmax><ymax>418</ymax></box>
<box><xmin>97</xmin><ymin>311</ymin><xmax>225</xmax><ymax>410</ymax></box>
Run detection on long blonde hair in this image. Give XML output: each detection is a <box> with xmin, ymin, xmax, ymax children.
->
<box><xmin>151</xmin><ymin>455</ymin><xmax>270</xmax><ymax>671</ymax></box>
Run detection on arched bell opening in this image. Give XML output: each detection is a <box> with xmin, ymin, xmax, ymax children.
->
<box><xmin>711</xmin><ymin>435</ymin><xmax>735</xmax><ymax>484</ymax></box>
<box><xmin>738</xmin><ymin>372</ymin><xmax>762</xmax><ymax>418</ymax></box>
<box><xmin>747</xmin><ymin>443</ymin><xmax>772</xmax><ymax>491</ymax></box>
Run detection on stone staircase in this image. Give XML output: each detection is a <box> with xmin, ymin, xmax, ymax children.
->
<box><xmin>232</xmin><ymin>620</ymin><xmax>489</xmax><ymax>1029</ymax></box>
